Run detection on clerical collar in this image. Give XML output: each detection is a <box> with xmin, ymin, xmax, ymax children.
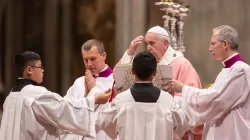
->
<box><xmin>158</xmin><ymin>46</ymin><xmax>183</xmax><ymax>65</ymax></box>
<box><xmin>11</xmin><ymin>78</ymin><xmax>39</xmax><ymax>92</ymax></box>
<box><xmin>130</xmin><ymin>82</ymin><xmax>160</xmax><ymax>102</ymax></box>
<box><xmin>222</xmin><ymin>53</ymin><xmax>245</xmax><ymax>68</ymax></box>
<box><xmin>134</xmin><ymin>81</ymin><xmax>152</xmax><ymax>83</ymax></box>
<box><xmin>93</xmin><ymin>65</ymin><xmax>113</xmax><ymax>78</ymax></box>
<box><xmin>133</xmin><ymin>82</ymin><xmax>154</xmax><ymax>87</ymax></box>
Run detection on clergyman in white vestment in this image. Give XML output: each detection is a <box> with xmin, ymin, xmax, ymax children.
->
<box><xmin>169</xmin><ymin>25</ymin><xmax>250</xmax><ymax>140</ymax></box>
<box><xmin>64</xmin><ymin>39</ymin><xmax>116</xmax><ymax>140</ymax></box>
<box><xmin>98</xmin><ymin>52</ymin><xmax>190</xmax><ymax>140</ymax></box>
<box><xmin>0</xmin><ymin>51</ymin><xmax>111</xmax><ymax>140</ymax></box>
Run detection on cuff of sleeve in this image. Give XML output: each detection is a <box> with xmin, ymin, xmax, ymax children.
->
<box><xmin>173</xmin><ymin>96</ymin><xmax>181</xmax><ymax>107</ymax></box>
<box><xmin>182</xmin><ymin>85</ymin><xmax>189</xmax><ymax>99</ymax></box>
<box><xmin>87</xmin><ymin>97</ymin><xmax>95</xmax><ymax>111</ymax></box>
<box><xmin>120</xmin><ymin>50</ymin><xmax>134</xmax><ymax>64</ymax></box>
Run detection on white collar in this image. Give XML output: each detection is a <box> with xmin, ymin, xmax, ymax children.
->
<box><xmin>222</xmin><ymin>53</ymin><xmax>238</xmax><ymax>67</ymax></box>
<box><xmin>134</xmin><ymin>81</ymin><xmax>152</xmax><ymax>83</ymax></box>
<box><xmin>93</xmin><ymin>65</ymin><xmax>108</xmax><ymax>77</ymax></box>
<box><xmin>158</xmin><ymin>46</ymin><xmax>183</xmax><ymax>65</ymax></box>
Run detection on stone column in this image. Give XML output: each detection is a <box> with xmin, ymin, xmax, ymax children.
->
<box><xmin>4</xmin><ymin>0</ymin><xmax>23</xmax><ymax>96</ymax></box>
<box><xmin>60</xmin><ymin>0</ymin><xmax>72</xmax><ymax>95</ymax></box>
<box><xmin>44</xmin><ymin>0</ymin><xmax>59</xmax><ymax>92</ymax></box>
<box><xmin>0</xmin><ymin>0</ymin><xmax>6</xmax><ymax>96</ymax></box>
<box><xmin>115</xmin><ymin>0</ymin><xmax>147</xmax><ymax>62</ymax></box>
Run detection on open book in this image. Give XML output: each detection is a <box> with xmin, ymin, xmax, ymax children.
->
<box><xmin>114</xmin><ymin>64</ymin><xmax>172</xmax><ymax>92</ymax></box>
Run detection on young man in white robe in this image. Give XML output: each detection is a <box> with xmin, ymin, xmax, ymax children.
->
<box><xmin>113</xmin><ymin>26</ymin><xmax>203</xmax><ymax>140</ymax></box>
<box><xmin>97</xmin><ymin>51</ymin><xmax>190</xmax><ymax>140</ymax></box>
<box><xmin>168</xmin><ymin>25</ymin><xmax>250</xmax><ymax>140</ymax></box>
<box><xmin>64</xmin><ymin>39</ymin><xmax>115</xmax><ymax>140</ymax></box>
<box><xmin>0</xmin><ymin>51</ymin><xmax>111</xmax><ymax>140</ymax></box>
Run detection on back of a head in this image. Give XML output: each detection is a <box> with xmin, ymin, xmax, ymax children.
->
<box><xmin>213</xmin><ymin>25</ymin><xmax>239</xmax><ymax>51</ymax></box>
<box><xmin>15</xmin><ymin>51</ymin><xmax>40</xmax><ymax>77</ymax></box>
<box><xmin>81</xmin><ymin>39</ymin><xmax>105</xmax><ymax>54</ymax></box>
<box><xmin>132</xmin><ymin>51</ymin><xmax>157</xmax><ymax>80</ymax></box>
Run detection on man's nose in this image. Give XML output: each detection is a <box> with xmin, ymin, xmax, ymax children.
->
<box><xmin>208</xmin><ymin>46</ymin><xmax>213</xmax><ymax>52</ymax></box>
<box><xmin>87</xmin><ymin>61</ymin><xmax>93</xmax><ymax>67</ymax></box>
<box><xmin>147</xmin><ymin>45</ymin><xmax>152</xmax><ymax>51</ymax></box>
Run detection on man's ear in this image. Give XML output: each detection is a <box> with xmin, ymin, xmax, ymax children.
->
<box><xmin>152</xmin><ymin>70</ymin><xmax>157</xmax><ymax>76</ymax></box>
<box><xmin>223</xmin><ymin>40</ymin><xmax>229</xmax><ymax>50</ymax></box>
<box><xmin>102</xmin><ymin>52</ymin><xmax>107</xmax><ymax>60</ymax></box>
<box><xmin>163</xmin><ymin>40</ymin><xmax>169</xmax><ymax>50</ymax></box>
<box><xmin>131</xmin><ymin>68</ymin><xmax>135</xmax><ymax>75</ymax></box>
<box><xmin>25</xmin><ymin>66</ymin><xmax>32</xmax><ymax>75</ymax></box>
<box><xmin>164</xmin><ymin>40</ymin><xmax>169</xmax><ymax>46</ymax></box>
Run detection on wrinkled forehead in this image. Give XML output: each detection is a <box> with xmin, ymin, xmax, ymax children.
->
<box><xmin>144</xmin><ymin>32</ymin><xmax>159</xmax><ymax>42</ymax></box>
<box><xmin>210</xmin><ymin>32</ymin><xmax>219</xmax><ymax>42</ymax></box>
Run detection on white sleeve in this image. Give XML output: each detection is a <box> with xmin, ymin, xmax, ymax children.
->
<box><xmin>173</xmin><ymin>96</ymin><xmax>182</xmax><ymax>106</ymax></box>
<box><xmin>32</xmin><ymin>92</ymin><xmax>96</xmax><ymax>137</ymax></box>
<box><xmin>172</xmin><ymin>106</ymin><xmax>191</xmax><ymax>139</ymax></box>
<box><xmin>120</xmin><ymin>50</ymin><xmax>134</xmax><ymax>64</ymax></box>
<box><xmin>181</xmin><ymin>68</ymin><xmax>250</xmax><ymax>126</ymax></box>
<box><xmin>64</xmin><ymin>77</ymin><xmax>86</xmax><ymax>100</ymax></box>
<box><xmin>96</xmin><ymin>102</ymin><xmax>118</xmax><ymax>139</ymax></box>
<box><xmin>88</xmin><ymin>86</ymin><xmax>102</xmax><ymax>97</ymax></box>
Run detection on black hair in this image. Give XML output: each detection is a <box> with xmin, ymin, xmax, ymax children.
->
<box><xmin>132</xmin><ymin>51</ymin><xmax>157</xmax><ymax>80</ymax></box>
<box><xmin>14</xmin><ymin>51</ymin><xmax>40</xmax><ymax>77</ymax></box>
<box><xmin>81</xmin><ymin>39</ymin><xmax>105</xmax><ymax>54</ymax></box>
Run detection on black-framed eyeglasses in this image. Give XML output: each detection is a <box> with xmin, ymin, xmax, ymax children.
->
<box><xmin>29</xmin><ymin>66</ymin><xmax>44</xmax><ymax>70</ymax></box>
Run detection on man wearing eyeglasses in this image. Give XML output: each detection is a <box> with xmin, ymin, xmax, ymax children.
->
<box><xmin>114</xmin><ymin>25</ymin><xmax>203</xmax><ymax>140</ymax></box>
<box><xmin>168</xmin><ymin>25</ymin><xmax>250</xmax><ymax>140</ymax></box>
<box><xmin>0</xmin><ymin>51</ymin><xmax>111</xmax><ymax>140</ymax></box>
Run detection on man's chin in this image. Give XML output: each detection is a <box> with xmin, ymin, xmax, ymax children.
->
<box><xmin>90</xmin><ymin>70</ymin><xmax>97</xmax><ymax>75</ymax></box>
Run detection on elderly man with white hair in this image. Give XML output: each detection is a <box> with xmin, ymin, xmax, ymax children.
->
<box><xmin>168</xmin><ymin>25</ymin><xmax>250</xmax><ymax>140</ymax></box>
<box><xmin>114</xmin><ymin>26</ymin><xmax>203</xmax><ymax>140</ymax></box>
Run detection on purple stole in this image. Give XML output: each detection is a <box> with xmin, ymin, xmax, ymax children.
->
<box><xmin>93</xmin><ymin>67</ymin><xmax>113</xmax><ymax>78</ymax></box>
<box><xmin>224</xmin><ymin>54</ymin><xmax>245</xmax><ymax>68</ymax></box>
<box><xmin>93</xmin><ymin>66</ymin><xmax>115</xmax><ymax>102</ymax></box>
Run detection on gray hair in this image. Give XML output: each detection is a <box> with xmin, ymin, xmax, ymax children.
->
<box><xmin>213</xmin><ymin>25</ymin><xmax>239</xmax><ymax>50</ymax></box>
<box><xmin>81</xmin><ymin>39</ymin><xmax>105</xmax><ymax>54</ymax></box>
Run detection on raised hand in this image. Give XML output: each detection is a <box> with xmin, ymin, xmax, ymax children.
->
<box><xmin>127</xmin><ymin>36</ymin><xmax>144</xmax><ymax>55</ymax></box>
<box><xmin>94</xmin><ymin>89</ymin><xmax>112</xmax><ymax>104</ymax></box>
<box><xmin>167</xmin><ymin>80</ymin><xmax>184</xmax><ymax>93</ymax></box>
<box><xmin>85</xmin><ymin>70</ymin><xmax>96</xmax><ymax>96</ymax></box>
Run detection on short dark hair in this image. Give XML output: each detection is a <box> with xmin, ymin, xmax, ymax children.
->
<box><xmin>81</xmin><ymin>39</ymin><xmax>105</xmax><ymax>54</ymax></box>
<box><xmin>132</xmin><ymin>51</ymin><xmax>157</xmax><ymax>80</ymax></box>
<box><xmin>14</xmin><ymin>51</ymin><xmax>40</xmax><ymax>77</ymax></box>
